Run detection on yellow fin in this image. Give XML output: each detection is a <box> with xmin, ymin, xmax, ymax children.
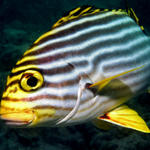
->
<box><xmin>52</xmin><ymin>6</ymin><xmax>101</xmax><ymax>28</ymax></box>
<box><xmin>52</xmin><ymin>5</ymin><xmax>144</xmax><ymax>31</ymax></box>
<box><xmin>98</xmin><ymin>105</ymin><xmax>150</xmax><ymax>133</ymax></box>
<box><xmin>127</xmin><ymin>8</ymin><xmax>144</xmax><ymax>31</ymax></box>
<box><xmin>124</xmin><ymin>0</ymin><xmax>144</xmax><ymax>31</ymax></box>
<box><xmin>52</xmin><ymin>6</ymin><xmax>128</xmax><ymax>29</ymax></box>
<box><xmin>89</xmin><ymin>66</ymin><xmax>143</xmax><ymax>92</ymax></box>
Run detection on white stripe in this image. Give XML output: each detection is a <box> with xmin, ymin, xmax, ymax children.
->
<box><xmin>70</xmin><ymin>96</ymin><xmax>108</xmax><ymax>122</ymax></box>
<box><xmin>33</xmin><ymin>26</ymin><xmax>141</xmax><ymax>68</ymax></box>
<box><xmin>55</xmin><ymin>110</ymin><xmax>70</xmax><ymax>117</ymax></box>
<box><xmin>32</xmin><ymin>14</ymin><xmax>131</xmax><ymax>53</ymax></box>
<box><xmin>70</xmin><ymin>95</ymin><xmax>124</xmax><ymax>123</ymax></box>
<box><xmin>51</xmin><ymin>12</ymin><xmax>114</xmax><ymax>34</ymax></box>
<box><xmin>35</xmin><ymin>25</ymin><xmax>138</xmax><ymax>59</ymax></box>
<box><xmin>90</xmin><ymin>34</ymin><xmax>148</xmax><ymax>68</ymax></box>
<box><xmin>32</xmin><ymin>99</ymin><xmax>75</xmax><ymax>108</ymax></box>
<box><xmin>43</xmin><ymin>60</ymin><xmax>92</xmax><ymax>83</ymax></box>
<box><xmin>39</xmin><ymin>34</ymin><xmax>146</xmax><ymax>84</ymax></box>
<box><xmin>29</xmin><ymin>86</ymin><xmax>78</xmax><ymax>98</ymax></box>
<box><xmin>36</xmin><ymin>26</ymin><xmax>143</xmax><ymax>70</ymax></box>
<box><xmin>30</xmin><ymin>89</ymin><xmax>94</xmax><ymax>109</ymax></box>
<box><xmin>101</xmin><ymin>45</ymin><xmax>150</xmax><ymax>77</ymax></box>
<box><xmin>38</xmin><ymin>60</ymin><xmax>68</xmax><ymax>70</ymax></box>
<box><xmin>37</xmin><ymin>56</ymin><xmax>88</xmax><ymax>69</ymax></box>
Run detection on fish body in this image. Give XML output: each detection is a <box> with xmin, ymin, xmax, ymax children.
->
<box><xmin>1</xmin><ymin>6</ymin><xmax>150</xmax><ymax>131</ymax></box>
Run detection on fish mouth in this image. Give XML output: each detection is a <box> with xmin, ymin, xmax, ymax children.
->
<box><xmin>0</xmin><ymin>111</ymin><xmax>36</xmax><ymax>127</ymax></box>
<box><xmin>4</xmin><ymin>120</ymin><xmax>31</xmax><ymax>127</ymax></box>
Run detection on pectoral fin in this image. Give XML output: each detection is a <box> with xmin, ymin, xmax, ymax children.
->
<box><xmin>89</xmin><ymin>66</ymin><xmax>143</xmax><ymax>92</ymax></box>
<box><xmin>97</xmin><ymin>105</ymin><xmax>150</xmax><ymax>133</ymax></box>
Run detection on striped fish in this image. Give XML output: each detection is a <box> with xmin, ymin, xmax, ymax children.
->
<box><xmin>1</xmin><ymin>6</ymin><xmax>150</xmax><ymax>133</ymax></box>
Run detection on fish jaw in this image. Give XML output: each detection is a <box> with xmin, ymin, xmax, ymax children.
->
<box><xmin>28</xmin><ymin>108</ymin><xmax>57</xmax><ymax>127</ymax></box>
<box><xmin>0</xmin><ymin>99</ymin><xmax>57</xmax><ymax>127</ymax></box>
<box><xmin>0</xmin><ymin>110</ymin><xmax>35</xmax><ymax>127</ymax></box>
<box><xmin>0</xmin><ymin>100</ymin><xmax>36</xmax><ymax>127</ymax></box>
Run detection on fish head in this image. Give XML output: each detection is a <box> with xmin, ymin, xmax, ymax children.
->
<box><xmin>0</xmin><ymin>65</ymin><xmax>60</xmax><ymax>127</ymax></box>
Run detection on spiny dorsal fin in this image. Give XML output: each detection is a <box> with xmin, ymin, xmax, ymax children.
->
<box><xmin>52</xmin><ymin>5</ymin><xmax>144</xmax><ymax>31</ymax></box>
<box><xmin>52</xmin><ymin>6</ymin><xmax>101</xmax><ymax>29</ymax></box>
<box><xmin>52</xmin><ymin>6</ymin><xmax>126</xmax><ymax>29</ymax></box>
<box><xmin>124</xmin><ymin>0</ymin><xmax>144</xmax><ymax>31</ymax></box>
<box><xmin>126</xmin><ymin>7</ymin><xmax>144</xmax><ymax>31</ymax></box>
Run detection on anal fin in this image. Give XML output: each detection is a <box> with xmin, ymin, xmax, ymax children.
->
<box><xmin>98</xmin><ymin>105</ymin><xmax>150</xmax><ymax>133</ymax></box>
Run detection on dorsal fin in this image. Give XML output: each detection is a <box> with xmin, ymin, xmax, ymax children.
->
<box><xmin>52</xmin><ymin>5</ymin><xmax>144</xmax><ymax>31</ymax></box>
<box><xmin>52</xmin><ymin>6</ymin><xmax>101</xmax><ymax>29</ymax></box>
<box><xmin>33</xmin><ymin>5</ymin><xmax>145</xmax><ymax>46</ymax></box>
<box><xmin>52</xmin><ymin>6</ymin><xmax>127</xmax><ymax>29</ymax></box>
<box><xmin>126</xmin><ymin>7</ymin><xmax>144</xmax><ymax>31</ymax></box>
<box><xmin>124</xmin><ymin>0</ymin><xmax>144</xmax><ymax>31</ymax></box>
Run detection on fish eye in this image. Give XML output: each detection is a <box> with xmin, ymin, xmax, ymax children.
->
<box><xmin>20</xmin><ymin>70</ymin><xmax>43</xmax><ymax>91</ymax></box>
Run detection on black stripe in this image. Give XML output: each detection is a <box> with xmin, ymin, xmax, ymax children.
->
<box><xmin>29</xmin><ymin>12</ymin><xmax>128</xmax><ymax>49</ymax></box>
<box><xmin>16</xmin><ymin>19</ymin><xmax>133</xmax><ymax>69</ymax></box>
<box><xmin>2</xmin><ymin>94</ymin><xmax>77</xmax><ymax>102</ymax></box>
<box><xmin>4</xmin><ymin>80</ymin><xmax>19</xmax><ymax>91</ymax></box>
<box><xmin>44</xmin><ymin>77</ymin><xmax>79</xmax><ymax>88</ymax></box>
<box><xmin>16</xmin><ymin>52</ymin><xmax>73</xmax><ymax>68</ymax></box>
<box><xmin>9</xmin><ymin>68</ymin><xmax>42</xmax><ymax>77</ymax></box>
<box><xmin>33</xmin><ymin>105</ymin><xmax>73</xmax><ymax>111</ymax></box>
<box><xmin>25</xmin><ymin>19</ymin><xmax>131</xmax><ymax>57</ymax></box>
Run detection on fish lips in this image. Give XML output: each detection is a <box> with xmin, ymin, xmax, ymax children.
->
<box><xmin>0</xmin><ymin>111</ymin><xmax>36</xmax><ymax>127</ymax></box>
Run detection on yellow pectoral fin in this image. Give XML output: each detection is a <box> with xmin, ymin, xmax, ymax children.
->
<box><xmin>98</xmin><ymin>105</ymin><xmax>150</xmax><ymax>133</ymax></box>
<box><xmin>89</xmin><ymin>66</ymin><xmax>144</xmax><ymax>92</ymax></box>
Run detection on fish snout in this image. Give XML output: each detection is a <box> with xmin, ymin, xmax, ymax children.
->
<box><xmin>0</xmin><ymin>99</ymin><xmax>36</xmax><ymax>127</ymax></box>
<box><xmin>0</xmin><ymin>109</ymin><xmax>36</xmax><ymax>127</ymax></box>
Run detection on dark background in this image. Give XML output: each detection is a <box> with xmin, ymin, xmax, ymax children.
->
<box><xmin>0</xmin><ymin>0</ymin><xmax>150</xmax><ymax>150</ymax></box>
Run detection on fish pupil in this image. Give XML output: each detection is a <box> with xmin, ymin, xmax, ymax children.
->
<box><xmin>27</xmin><ymin>76</ymin><xmax>38</xmax><ymax>87</ymax></box>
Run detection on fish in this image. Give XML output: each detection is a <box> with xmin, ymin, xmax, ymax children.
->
<box><xmin>1</xmin><ymin>5</ymin><xmax>150</xmax><ymax>133</ymax></box>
